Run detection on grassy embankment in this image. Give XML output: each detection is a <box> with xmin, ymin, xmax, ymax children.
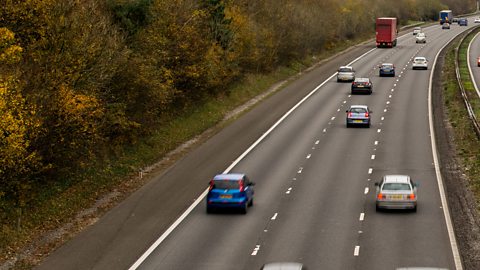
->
<box><xmin>443</xmin><ymin>27</ymin><xmax>480</xmax><ymax>201</ymax></box>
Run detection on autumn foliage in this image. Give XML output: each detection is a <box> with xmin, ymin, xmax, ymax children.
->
<box><xmin>0</xmin><ymin>0</ymin><xmax>475</xmax><ymax>233</ymax></box>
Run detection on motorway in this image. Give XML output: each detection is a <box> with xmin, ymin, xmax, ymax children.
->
<box><xmin>37</xmin><ymin>19</ymin><xmax>478</xmax><ymax>270</ymax></box>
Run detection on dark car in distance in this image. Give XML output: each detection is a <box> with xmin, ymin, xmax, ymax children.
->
<box><xmin>379</xmin><ymin>63</ymin><xmax>395</xmax><ymax>77</ymax></box>
<box><xmin>351</xmin><ymin>77</ymin><xmax>373</xmax><ymax>94</ymax></box>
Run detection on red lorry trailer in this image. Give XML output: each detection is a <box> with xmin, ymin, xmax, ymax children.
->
<box><xmin>376</xmin><ymin>17</ymin><xmax>397</xmax><ymax>48</ymax></box>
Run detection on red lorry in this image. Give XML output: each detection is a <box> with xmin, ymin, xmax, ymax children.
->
<box><xmin>376</xmin><ymin>17</ymin><xmax>397</xmax><ymax>48</ymax></box>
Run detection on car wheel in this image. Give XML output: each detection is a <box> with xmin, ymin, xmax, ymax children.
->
<box><xmin>346</xmin><ymin>123</ymin><xmax>351</xmax><ymax>128</ymax></box>
<box><xmin>248</xmin><ymin>197</ymin><xmax>253</xmax><ymax>207</ymax></box>
<box><xmin>412</xmin><ymin>205</ymin><xmax>417</xmax><ymax>213</ymax></box>
<box><xmin>206</xmin><ymin>206</ymin><xmax>213</xmax><ymax>214</ymax></box>
<box><xmin>367</xmin><ymin>122</ymin><xmax>371</xmax><ymax>128</ymax></box>
<box><xmin>241</xmin><ymin>203</ymin><xmax>248</xmax><ymax>214</ymax></box>
<box><xmin>375</xmin><ymin>205</ymin><xmax>380</xmax><ymax>212</ymax></box>
<box><xmin>337</xmin><ymin>78</ymin><xmax>340</xmax><ymax>82</ymax></box>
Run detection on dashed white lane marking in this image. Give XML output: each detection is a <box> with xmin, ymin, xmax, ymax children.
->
<box><xmin>374</xmin><ymin>141</ymin><xmax>378</xmax><ymax>145</ymax></box>
<box><xmin>331</xmin><ymin>117</ymin><xmax>336</xmax><ymax>121</ymax></box>
<box><xmin>386</xmin><ymin>101</ymin><xmax>390</xmax><ymax>105</ymax></box>
<box><xmin>377</xmin><ymin>129</ymin><xmax>381</xmax><ymax>133</ymax></box>
<box><xmin>337</xmin><ymin>108</ymin><xmax>341</xmax><ymax>112</ymax></box>
<box><xmin>359</xmin><ymin>213</ymin><xmax>365</xmax><ymax>221</ymax></box>
<box><xmin>286</xmin><ymin>187</ymin><xmax>292</xmax><ymax>194</ymax></box>
<box><xmin>315</xmin><ymin>140</ymin><xmax>319</xmax><ymax>145</ymax></box>
<box><xmin>371</xmin><ymin>155</ymin><xmax>375</xmax><ymax>160</ymax></box>
<box><xmin>384</xmin><ymin>109</ymin><xmax>387</xmax><ymax>112</ymax></box>
<box><xmin>298</xmin><ymin>167</ymin><xmax>303</xmax><ymax>174</ymax></box>
<box><xmin>368</xmin><ymin>168</ymin><xmax>373</xmax><ymax>174</ymax></box>
<box><xmin>323</xmin><ymin>128</ymin><xmax>327</xmax><ymax>133</ymax></box>
<box><xmin>364</xmin><ymin>187</ymin><xmax>369</xmax><ymax>194</ymax></box>
<box><xmin>251</xmin><ymin>245</ymin><xmax>261</xmax><ymax>256</ymax></box>
<box><xmin>389</xmin><ymin>95</ymin><xmax>392</xmax><ymax>98</ymax></box>
<box><xmin>381</xmin><ymin>116</ymin><xmax>384</xmax><ymax>121</ymax></box>
<box><xmin>396</xmin><ymin>79</ymin><xmax>399</xmax><ymax>82</ymax></box>
<box><xmin>271</xmin><ymin>213</ymin><xmax>278</xmax><ymax>220</ymax></box>
<box><xmin>306</xmin><ymin>154</ymin><xmax>311</xmax><ymax>159</ymax></box>
<box><xmin>393</xmin><ymin>84</ymin><xmax>397</xmax><ymax>87</ymax></box>
<box><xmin>343</xmin><ymin>100</ymin><xmax>347</xmax><ymax>104</ymax></box>
<box><xmin>354</xmin><ymin>246</ymin><xmax>360</xmax><ymax>256</ymax></box>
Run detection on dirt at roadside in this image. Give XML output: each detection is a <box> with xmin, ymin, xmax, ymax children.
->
<box><xmin>432</xmin><ymin>38</ymin><xmax>480</xmax><ymax>270</ymax></box>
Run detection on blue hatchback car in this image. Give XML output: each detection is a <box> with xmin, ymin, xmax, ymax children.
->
<box><xmin>379</xmin><ymin>63</ymin><xmax>395</xmax><ymax>77</ymax></box>
<box><xmin>206</xmin><ymin>173</ymin><xmax>255</xmax><ymax>214</ymax></box>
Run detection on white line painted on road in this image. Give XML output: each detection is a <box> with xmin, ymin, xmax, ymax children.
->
<box><xmin>359</xmin><ymin>213</ymin><xmax>365</xmax><ymax>221</ymax></box>
<box><xmin>368</xmin><ymin>168</ymin><xmax>373</xmax><ymax>174</ymax></box>
<box><xmin>306</xmin><ymin>154</ymin><xmax>311</xmax><ymax>159</ymax></box>
<box><xmin>364</xmin><ymin>187</ymin><xmax>369</xmax><ymax>194</ymax></box>
<box><xmin>331</xmin><ymin>116</ymin><xmax>336</xmax><ymax>121</ymax></box>
<box><xmin>384</xmin><ymin>109</ymin><xmax>387</xmax><ymax>112</ymax></box>
<box><xmin>371</xmin><ymin>155</ymin><xmax>375</xmax><ymax>160</ymax></box>
<box><xmin>298</xmin><ymin>167</ymin><xmax>303</xmax><ymax>174</ymax></box>
<box><xmin>389</xmin><ymin>95</ymin><xmax>392</xmax><ymax>98</ymax></box>
<box><xmin>251</xmin><ymin>245</ymin><xmax>261</xmax><ymax>256</ymax></box>
<box><xmin>315</xmin><ymin>140</ymin><xmax>319</xmax><ymax>145</ymax></box>
<box><xmin>381</xmin><ymin>116</ymin><xmax>384</xmax><ymax>121</ymax></box>
<box><xmin>323</xmin><ymin>128</ymin><xmax>327</xmax><ymax>133</ymax></box>
<box><xmin>286</xmin><ymin>187</ymin><xmax>292</xmax><ymax>194</ymax></box>
<box><xmin>271</xmin><ymin>213</ymin><xmax>278</xmax><ymax>220</ymax></box>
<box><xmin>354</xmin><ymin>246</ymin><xmax>360</xmax><ymax>256</ymax></box>
<box><xmin>386</xmin><ymin>101</ymin><xmax>390</xmax><ymax>105</ymax></box>
<box><xmin>374</xmin><ymin>141</ymin><xmax>378</xmax><ymax>145</ymax></box>
<box><xmin>337</xmin><ymin>108</ymin><xmax>341</xmax><ymax>112</ymax></box>
<box><xmin>128</xmin><ymin>46</ymin><xmax>379</xmax><ymax>270</ymax></box>
<box><xmin>377</xmin><ymin>129</ymin><xmax>381</xmax><ymax>133</ymax></box>
<box><xmin>343</xmin><ymin>100</ymin><xmax>347</xmax><ymax>104</ymax></box>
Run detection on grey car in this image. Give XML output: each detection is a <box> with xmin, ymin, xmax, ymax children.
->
<box><xmin>375</xmin><ymin>175</ymin><xmax>417</xmax><ymax>212</ymax></box>
<box><xmin>337</xmin><ymin>66</ymin><xmax>355</xmax><ymax>82</ymax></box>
<box><xmin>261</xmin><ymin>262</ymin><xmax>306</xmax><ymax>270</ymax></box>
<box><xmin>346</xmin><ymin>105</ymin><xmax>371</xmax><ymax>128</ymax></box>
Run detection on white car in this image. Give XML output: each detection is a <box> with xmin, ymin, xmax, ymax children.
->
<box><xmin>412</xmin><ymin>27</ymin><xmax>421</xmax><ymax>35</ymax></box>
<box><xmin>475</xmin><ymin>18</ymin><xmax>480</xmax><ymax>23</ymax></box>
<box><xmin>412</xmin><ymin>56</ymin><xmax>428</xmax><ymax>70</ymax></box>
<box><xmin>336</xmin><ymin>66</ymin><xmax>355</xmax><ymax>82</ymax></box>
<box><xmin>415</xmin><ymin>32</ymin><xmax>426</xmax><ymax>43</ymax></box>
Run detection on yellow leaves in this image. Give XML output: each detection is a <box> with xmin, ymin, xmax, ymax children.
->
<box><xmin>0</xmin><ymin>28</ymin><xmax>23</xmax><ymax>65</ymax></box>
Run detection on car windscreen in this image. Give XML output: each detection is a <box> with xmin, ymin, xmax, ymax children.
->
<box><xmin>339</xmin><ymin>68</ymin><xmax>352</xmax><ymax>72</ymax></box>
<box><xmin>350</xmin><ymin>108</ymin><xmax>367</xmax><ymax>113</ymax></box>
<box><xmin>382</xmin><ymin>183</ymin><xmax>411</xmax><ymax>191</ymax></box>
<box><xmin>213</xmin><ymin>180</ymin><xmax>240</xmax><ymax>189</ymax></box>
<box><xmin>382</xmin><ymin>64</ymin><xmax>393</xmax><ymax>68</ymax></box>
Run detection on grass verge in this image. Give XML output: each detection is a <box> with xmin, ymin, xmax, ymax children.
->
<box><xmin>444</xmin><ymin>32</ymin><xmax>480</xmax><ymax>203</ymax></box>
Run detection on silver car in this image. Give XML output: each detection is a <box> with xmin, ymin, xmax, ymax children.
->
<box><xmin>261</xmin><ymin>262</ymin><xmax>306</xmax><ymax>270</ymax></box>
<box><xmin>337</xmin><ymin>66</ymin><xmax>355</xmax><ymax>82</ymax></box>
<box><xmin>375</xmin><ymin>175</ymin><xmax>417</xmax><ymax>212</ymax></box>
<box><xmin>346</xmin><ymin>105</ymin><xmax>371</xmax><ymax>128</ymax></box>
<box><xmin>415</xmin><ymin>32</ymin><xmax>426</xmax><ymax>43</ymax></box>
<box><xmin>412</xmin><ymin>56</ymin><xmax>428</xmax><ymax>70</ymax></box>
<box><xmin>412</xmin><ymin>27</ymin><xmax>421</xmax><ymax>35</ymax></box>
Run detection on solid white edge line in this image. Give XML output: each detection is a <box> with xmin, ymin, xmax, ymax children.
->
<box><xmin>467</xmin><ymin>31</ymin><xmax>480</xmax><ymax>98</ymax></box>
<box><xmin>429</xmin><ymin>30</ymin><xmax>464</xmax><ymax>270</ymax></box>
<box><xmin>127</xmin><ymin>46</ymin><xmax>377</xmax><ymax>270</ymax></box>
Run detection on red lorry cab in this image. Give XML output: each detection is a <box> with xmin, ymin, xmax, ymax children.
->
<box><xmin>376</xmin><ymin>17</ymin><xmax>397</xmax><ymax>48</ymax></box>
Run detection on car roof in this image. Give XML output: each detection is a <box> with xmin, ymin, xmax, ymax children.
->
<box><xmin>262</xmin><ymin>262</ymin><xmax>304</xmax><ymax>270</ymax></box>
<box><xmin>213</xmin><ymin>173</ymin><xmax>245</xmax><ymax>181</ymax></box>
<box><xmin>414</xmin><ymin>56</ymin><xmax>426</xmax><ymax>60</ymax></box>
<box><xmin>382</xmin><ymin>63</ymin><xmax>393</xmax><ymax>66</ymax></box>
<box><xmin>354</xmin><ymin>77</ymin><xmax>370</xmax><ymax>82</ymax></box>
<box><xmin>383</xmin><ymin>175</ymin><xmax>410</xmax><ymax>183</ymax></box>
<box><xmin>414</xmin><ymin>27</ymin><xmax>421</xmax><ymax>30</ymax></box>
<box><xmin>350</xmin><ymin>105</ymin><xmax>368</xmax><ymax>109</ymax></box>
<box><xmin>339</xmin><ymin>66</ymin><xmax>353</xmax><ymax>69</ymax></box>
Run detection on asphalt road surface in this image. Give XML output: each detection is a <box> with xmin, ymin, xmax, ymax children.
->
<box><xmin>37</xmin><ymin>19</ymin><xmax>478</xmax><ymax>270</ymax></box>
